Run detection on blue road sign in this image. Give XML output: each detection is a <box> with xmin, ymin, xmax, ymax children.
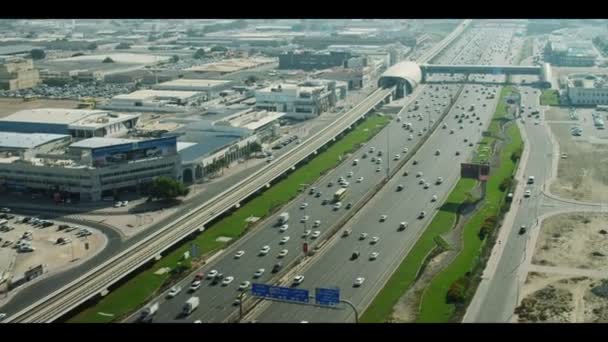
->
<box><xmin>315</xmin><ymin>287</ymin><xmax>340</xmax><ymax>306</ymax></box>
<box><xmin>252</xmin><ymin>283</ymin><xmax>309</xmax><ymax>304</ymax></box>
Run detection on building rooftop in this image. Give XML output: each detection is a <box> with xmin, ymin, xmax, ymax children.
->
<box><xmin>0</xmin><ymin>132</ymin><xmax>70</xmax><ymax>149</ymax></box>
<box><xmin>69</xmin><ymin>137</ymin><xmax>138</xmax><ymax>149</ymax></box>
<box><xmin>1</xmin><ymin>109</ymin><xmax>111</xmax><ymax>125</ymax></box>
<box><xmin>0</xmin><ymin>45</ymin><xmax>38</xmax><ymax>56</ymax></box>
<box><xmin>153</xmin><ymin>78</ymin><xmax>232</xmax><ymax>90</ymax></box>
<box><xmin>172</xmin><ymin>122</ymin><xmax>251</xmax><ymax>163</ymax></box>
<box><xmin>186</xmin><ymin>58</ymin><xmax>275</xmax><ymax>73</ymax></box>
<box><xmin>112</xmin><ymin>89</ymin><xmax>202</xmax><ymax>101</ymax></box>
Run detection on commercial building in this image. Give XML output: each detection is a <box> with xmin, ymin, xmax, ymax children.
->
<box><xmin>566</xmin><ymin>73</ymin><xmax>608</xmax><ymax>106</ymax></box>
<box><xmin>185</xmin><ymin>58</ymin><xmax>276</xmax><ymax>75</ymax></box>
<box><xmin>278</xmin><ymin>50</ymin><xmax>353</xmax><ymax>71</ymax></box>
<box><xmin>314</xmin><ymin>67</ymin><xmax>368</xmax><ymax>90</ymax></box>
<box><xmin>0</xmin><ymin>56</ymin><xmax>40</xmax><ymax>91</ymax></box>
<box><xmin>0</xmin><ymin>132</ymin><xmax>72</xmax><ymax>158</ymax></box>
<box><xmin>545</xmin><ymin>41</ymin><xmax>597</xmax><ymax>67</ymax></box>
<box><xmin>104</xmin><ymin>90</ymin><xmax>205</xmax><ymax>112</ymax></box>
<box><xmin>255</xmin><ymin>80</ymin><xmax>346</xmax><ymax>120</ymax></box>
<box><xmin>0</xmin><ymin>136</ymin><xmax>180</xmax><ymax>201</ymax></box>
<box><xmin>0</xmin><ymin>108</ymin><xmax>140</xmax><ymax>138</ymax></box>
<box><xmin>152</xmin><ymin>78</ymin><xmax>234</xmax><ymax>100</ymax></box>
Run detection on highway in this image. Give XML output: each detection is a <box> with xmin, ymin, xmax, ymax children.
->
<box><xmin>2</xmin><ymin>20</ymin><xmax>470</xmax><ymax>324</ymax></box>
<box><xmin>132</xmin><ymin>24</ymin><xmax>505</xmax><ymax>323</ymax></box>
<box><xmin>248</xmin><ymin>27</ymin><xmax>517</xmax><ymax>323</ymax></box>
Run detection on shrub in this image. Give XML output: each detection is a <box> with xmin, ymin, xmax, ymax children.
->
<box><xmin>446</xmin><ymin>277</ymin><xmax>469</xmax><ymax>304</ymax></box>
<box><xmin>499</xmin><ymin>177</ymin><xmax>512</xmax><ymax>192</ymax></box>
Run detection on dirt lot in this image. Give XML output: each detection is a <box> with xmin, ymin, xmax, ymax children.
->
<box><xmin>0</xmin><ymin>215</ymin><xmax>106</xmax><ymax>279</ymax></box>
<box><xmin>549</xmin><ymin>120</ymin><xmax>608</xmax><ymax>202</ymax></box>
<box><xmin>532</xmin><ymin>213</ymin><xmax>608</xmax><ymax>269</ymax></box>
<box><xmin>544</xmin><ymin>107</ymin><xmax>574</xmax><ymax>122</ymax></box>
<box><xmin>516</xmin><ymin>272</ymin><xmax>608</xmax><ymax>322</ymax></box>
<box><xmin>0</xmin><ymin>98</ymin><xmax>80</xmax><ymax>118</ymax></box>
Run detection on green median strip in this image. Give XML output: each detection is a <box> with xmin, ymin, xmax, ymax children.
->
<box><xmin>416</xmin><ymin>87</ymin><xmax>523</xmax><ymax>322</ymax></box>
<box><xmin>68</xmin><ymin>114</ymin><xmax>390</xmax><ymax>323</ymax></box>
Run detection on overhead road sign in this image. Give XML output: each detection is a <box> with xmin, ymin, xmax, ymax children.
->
<box><xmin>251</xmin><ymin>283</ymin><xmax>309</xmax><ymax>304</ymax></box>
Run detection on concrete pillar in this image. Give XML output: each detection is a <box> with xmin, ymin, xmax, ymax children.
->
<box><xmin>100</xmin><ymin>289</ymin><xmax>109</xmax><ymax>297</ymax></box>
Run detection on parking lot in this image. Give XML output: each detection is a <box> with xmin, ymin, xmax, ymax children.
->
<box><xmin>0</xmin><ymin>210</ymin><xmax>106</xmax><ymax>289</ymax></box>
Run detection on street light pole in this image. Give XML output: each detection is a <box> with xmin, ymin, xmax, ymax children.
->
<box><xmin>386</xmin><ymin>122</ymin><xmax>390</xmax><ymax>179</ymax></box>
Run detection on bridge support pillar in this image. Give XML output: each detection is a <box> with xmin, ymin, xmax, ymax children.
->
<box><xmin>199</xmin><ymin>226</ymin><xmax>205</xmax><ymax>233</ymax></box>
<box><xmin>313</xmin><ymin>150</ymin><xmax>318</xmax><ymax>155</ymax></box>
<box><xmin>100</xmin><ymin>289</ymin><xmax>109</xmax><ymax>297</ymax></box>
<box><xmin>265</xmin><ymin>183</ymin><xmax>271</xmax><ymax>189</ymax></box>
<box><xmin>154</xmin><ymin>254</ymin><xmax>162</xmax><ymax>261</ymax></box>
<box><xmin>234</xmin><ymin>203</ymin><xmax>240</xmax><ymax>209</ymax></box>
<box><xmin>291</xmin><ymin>166</ymin><xmax>296</xmax><ymax>171</ymax></box>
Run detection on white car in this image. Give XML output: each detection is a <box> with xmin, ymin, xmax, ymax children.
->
<box><xmin>424</xmin><ymin>183</ymin><xmax>430</xmax><ymax>189</ymax></box>
<box><xmin>222</xmin><ymin>276</ymin><xmax>235</xmax><ymax>286</ymax></box>
<box><xmin>300</xmin><ymin>216</ymin><xmax>309</xmax><ymax>223</ymax></box>
<box><xmin>354</xmin><ymin>277</ymin><xmax>366</xmax><ymax>287</ymax></box>
<box><xmin>369</xmin><ymin>252</ymin><xmax>379</xmax><ymax>260</ymax></box>
<box><xmin>302</xmin><ymin>229</ymin><xmax>312</xmax><ymax>237</ymax></box>
<box><xmin>333</xmin><ymin>202</ymin><xmax>342</xmax><ymax>210</ymax></box>
<box><xmin>207</xmin><ymin>270</ymin><xmax>218</xmax><ymax>279</ymax></box>
<box><xmin>408</xmin><ymin>135</ymin><xmax>413</xmax><ymax>140</ymax></box>
<box><xmin>376</xmin><ymin>167</ymin><xmax>382</xmax><ymax>172</ymax></box>
<box><xmin>341</xmin><ymin>181</ymin><xmax>350</xmax><ymax>188</ymax></box>
<box><xmin>189</xmin><ymin>280</ymin><xmax>202</xmax><ymax>291</ymax></box>
<box><xmin>524</xmin><ymin>190</ymin><xmax>532</xmax><ymax>197</ymax></box>
<box><xmin>259</xmin><ymin>246</ymin><xmax>271</xmax><ymax>255</ymax></box>
<box><xmin>253</xmin><ymin>269</ymin><xmax>265</xmax><ymax>278</ymax></box>
<box><xmin>167</xmin><ymin>285</ymin><xmax>182</xmax><ymax>298</ymax></box>
<box><xmin>239</xmin><ymin>281</ymin><xmax>251</xmax><ymax>291</ymax></box>
<box><xmin>431</xmin><ymin>195</ymin><xmax>438</xmax><ymax>202</ymax></box>
<box><xmin>278</xmin><ymin>249</ymin><xmax>289</xmax><ymax>258</ymax></box>
<box><xmin>121</xmin><ymin>200</ymin><xmax>129</xmax><ymax>207</ymax></box>
<box><xmin>436</xmin><ymin>177</ymin><xmax>443</xmax><ymax>184</ymax></box>
<box><xmin>311</xmin><ymin>230</ymin><xmax>321</xmax><ymax>239</ymax></box>
<box><xmin>234</xmin><ymin>250</ymin><xmax>245</xmax><ymax>259</ymax></box>
<box><xmin>359</xmin><ymin>233</ymin><xmax>368</xmax><ymax>240</ymax></box>
<box><xmin>370</xmin><ymin>236</ymin><xmax>380</xmax><ymax>244</ymax></box>
<box><xmin>357</xmin><ymin>177</ymin><xmax>364</xmax><ymax>183</ymax></box>
<box><xmin>280</xmin><ymin>224</ymin><xmax>289</xmax><ymax>232</ymax></box>
<box><xmin>313</xmin><ymin>220</ymin><xmax>321</xmax><ymax>228</ymax></box>
<box><xmin>347</xmin><ymin>171</ymin><xmax>354</xmax><ymax>178</ymax></box>
<box><xmin>113</xmin><ymin>202</ymin><xmax>121</xmax><ymax>208</ymax></box>
<box><xmin>416</xmin><ymin>171</ymin><xmax>423</xmax><ymax>178</ymax></box>
<box><xmin>280</xmin><ymin>236</ymin><xmax>290</xmax><ymax>244</ymax></box>
<box><xmin>293</xmin><ymin>275</ymin><xmax>305</xmax><ymax>285</ymax></box>
<box><xmin>300</xmin><ymin>203</ymin><xmax>308</xmax><ymax>209</ymax></box>
<box><xmin>380</xmin><ymin>215</ymin><xmax>388</xmax><ymax>222</ymax></box>
<box><xmin>394</xmin><ymin>154</ymin><xmax>400</xmax><ymax>160</ymax></box>
<box><xmin>419</xmin><ymin>178</ymin><xmax>425</xmax><ymax>185</ymax></box>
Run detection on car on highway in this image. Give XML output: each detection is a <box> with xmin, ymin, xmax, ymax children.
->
<box><xmin>189</xmin><ymin>280</ymin><xmax>202</xmax><ymax>292</ymax></box>
<box><xmin>524</xmin><ymin>190</ymin><xmax>531</xmax><ymax>197</ymax></box>
<box><xmin>519</xmin><ymin>225</ymin><xmax>527</xmax><ymax>235</ymax></box>
<box><xmin>416</xmin><ymin>171</ymin><xmax>423</xmax><ymax>178</ymax></box>
<box><xmin>455</xmin><ymin>151</ymin><xmax>461</xmax><ymax>156</ymax></box>
<box><xmin>167</xmin><ymin>285</ymin><xmax>182</xmax><ymax>298</ymax></box>
<box><xmin>253</xmin><ymin>268</ymin><xmax>265</xmax><ymax>278</ymax></box>
<box><xmin>280</xmin><ymin>224</ymin><xmax>289</xmax><ymax>232</ymax></box>
<box><xmin>398</xmin><ymin>222</ymin><xmax>408</xmax><ymax>231</ymax></box>
<box><xmin>322</xmin><ymin>198</ymin><xmax>330</xmax><ymax>205</ymax></box>
<box><xmin>311</xmin><ymin>230</ymin><xmax>321</xmax><ymax>239</ymax></box>
<box><xmin>369</xmin><ymin>252</ymin><xmax>379</xmax><ymax>260</ymax></box>
<box><xmin>342</xmin><ymin>229</ymin><xmax>352</xmax><ymax>237</ymax></box>
<box><xmin>259</xmin><ymin>246</ymin><xmax>271</xmax><ymax>255</ymax></box>
<box><xmin>302</xmin><ymin>229</ymin><xmax>312</xmax><ymax>237</ymax></box>
<box><xmin>376</xmin><ymin>167</ymin><xmax>382</xmax><ymax>172</ymax></box>
<box><xmin>313</xmin><ymin>220</ymin><xmax>321</xmax><ymax>228</ymax></box>
<box><xmin>413</xmin><ymin>160</ymin><xmax>418</xmax><ymax>165</ymax></box>
<box><xmin>403</xmin><ymin>147</ymin><xmax>409</xmax><ymax>153</ymax></box>
<box><xmin>357</xmin><ymin>176</ymin><xmax>364</xmax><ymax>183</ymax></box>
<box><xmin>419</xmin><ymin>178</ymin><xmax>425</xmax><ymax>185</ymax></box>
<box><xmin>278</xmin><ymin>249</ymin><xmax>289</xmax><ymax>258</ymax></box>
<box><xmin>351</xmin><ymin>251</ymin><xmax>360</xmax><ymax>260</ymax></box>
<box><xmin>396</xmin><ymin>184</ymin><xmax>404</xmax><ymax>191</ymax></box>
<box><xmin>346</xmin><ymin>202</ymin><xmax>353</xmax><ymax>209</ymax></box>
<box><xmin>300</xmin><ymin>203</ymin><xmax>308</xmax><ymax>209</ymax></box>
<box><xmin>293</xmin><ymin>275</ymin><xmax>305</xmax><ymax>285</ymax></box>
<box><xmin>239</xmin><ymin>281</ymin><xmax>251</xmax><ymax>291</ymax></box>
<box><xmin>207</xmin><ymin>270</ymin><xmax>218</xmax><ymax>279</ymax></box>
<box><xmin>272</xmin><ymin>262</ymin><xmax>283</xmax><ymax>273</ymax></box>
<box><xmin>279</xmin><ymin>235</ymin><xmax>290</xmax><ymax>244</ymax></box>
<box><xmin>419</xmin><ymin>211</ymin><xmax>426</xmax><ymax>219</ymax></box>
<box><xmin>370</xmin><ymin>236</ymin><xmax>380</xmax><ymax>244</ymax></box>
<box><xmin>435</xmin><ymin>149</ymin><xmax>441</xmax><ymax>156</ymax></box>
<box><xmin>234</xmin><ymin>250</ymin><xmax>245</xmax><ymax>259</ymax></box>
<box><xmin>408</xmin><ymin>135</ymin><xmax>413</xmax><ymax>140</ymax></box>
<box><xmin>327</xmin><ymin>181</ymin><xmax>334</xmax><ymax>187</ymax></box>
<box><xmin>394</xmin><ymin>154</ymin><xmax>400</xmax><ymax>160</ymax></box>
<box><xmin>436</xmin><ymin>177</ymin><xmax>443</xmax><ymax>184</ymax></box>
<box><xmin>380</xmin><ymin>215</ymin><xmax>388</xmax><ymax>222</ymax></box>
<box><xmin>354</xmin><ymin>277</ymin><xmax>365</xmax><ymax>287</ymax></box>
<box><xmin>431</xmin><ymin>194</ymin><xmax>438</xmax><ymax>202</ymax></box>
<box><xmin>359</xmin><ymin>233</ymin><xmax>368</xmax><ymax>240</ymax></box>
<box><xmin>347</xmin><ymin>171</ymin><xmax>354</xmax><ymax>178</ymax></box>
<box><xmin>300</xmin><ymin>216</ymin><xmax>309</xmax><ymax>223</ymax></box>
<box><xmin>333</xmin><ymin>202</ymin><xmax>342</xmax><ymax>210</ymax></box>
<box><xmin>309</xmin><ymin>187</ymin><xmax>317</xmax><ymax>195</ymax></box>
<box><xmin>222</xmin><ymin>276</ymin><xmax>235</xmax><ymax>286</ymax></box>
<box><xmin>315</xmin><ymin>192</ymin><xmax>322</xmax><ymax>198</ymax></box>
<box><xmin>424</xmin><ymin>183</ymin><xmax>430</xmax><ymax>189</ymax></box>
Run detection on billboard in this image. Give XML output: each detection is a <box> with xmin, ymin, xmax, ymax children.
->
<box><xmin>92</xmin><ymin>136</ymin><xmax>177</xmax><ymax>167</ymax></box>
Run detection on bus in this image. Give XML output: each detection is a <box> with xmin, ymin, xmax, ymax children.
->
<box><xmin>333</xmin><ymin>188</ymin><xmax>347</xmax><ymax>203</ymax></box>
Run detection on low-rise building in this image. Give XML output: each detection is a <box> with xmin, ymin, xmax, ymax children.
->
<box><xmin>566</xmin><ymin>73</ymin><xmax>608</xmax><ymax>106</ymax></box>
<box><xmin>104</xmin><ymin>89</ymin><xmax>205</xmax><ymax>112</ymax></box>
<box><xmin>545</xmin><ymin>40</ymin><xmax>597</xmax><ymax>67</ymax></box>
<box><xmin>152</xmin><ymin>78</ymin><xmax>234</xmax><ymax>100</ymax></box>
<box><xmin>0</xmin><ymin>56</ymin><xmax>40</xmax><ymax>91</ymax></box>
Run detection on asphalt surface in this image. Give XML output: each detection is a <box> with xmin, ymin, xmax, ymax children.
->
<box><xmin>250</xmin><ymin>28</ymin><xmax>517</xmax><ymax>323</ymax></box>
<box><xmin>130</xmin><ymin>26</ymin><xmax>507</xmax><ymax>323</ymax></box>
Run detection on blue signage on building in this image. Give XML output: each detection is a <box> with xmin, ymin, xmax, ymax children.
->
<box><xmin>315</xmin><ymin>287</ymin><xmax>340</xmax><ymax>306</ymax></box>
<box><xmin>251</xmin><ymin>283</ymin><xmax>309</xmax><ymax>304</ymax></box>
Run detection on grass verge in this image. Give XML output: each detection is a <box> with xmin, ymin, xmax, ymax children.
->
<box><xmin>540</xmin><ymin>89</ymin><xmax>559</xmax><ymax>106</ymax></box>
<box><xmin>415</xmin><ymin>88</ymin><xmax>523</xmax><ymax>322</ymax></box>
<box><xmin>68</xmin><ymin>114</ymin><xmax>390</xmax><ymax>323</ymax></box>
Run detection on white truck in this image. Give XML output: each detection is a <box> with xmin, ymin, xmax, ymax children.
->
<box><xmin>182</xmin><ymin>297</ymin><xmax>199</xmax><ymax>316</ymax></box>
<box><xmin>278</xmin><ymin>212</ymin><xmax>289</xmax><ymax>224</ymax></box>
<box><xmin>139</xmin><ymin>302</ymin><xmax>159</xmax><ymax>322</ymax></box>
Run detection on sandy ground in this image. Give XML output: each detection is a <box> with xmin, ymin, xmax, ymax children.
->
<box><xmin>0</xmin><ymin>98</ymin><xmax>80</xmax><ymax>117</ymax></box>
<box><xmin>516</xmin><ymin>272</ymin><xmax>608</xmax><ymax>322</ymax></box>
<box><xmin>0</xmin><ymin>215</ymin><xmax>105</xmax><ymax>281</ymax></box>
<box><xmin>548</xmin><ymin>111</ymin><xmax>608</xmax><ymax>202</ymax></box>
<box><xmin>532</xmin><ymin>212</ymin><xmax>608</xmax><ymax>270</ymax></box>
<box><xmin>544</xmin><ymin>107</ymin><xmax>574</xmax><ymax>122</ymax></box>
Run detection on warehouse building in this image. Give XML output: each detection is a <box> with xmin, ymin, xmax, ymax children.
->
<box><xmin>0</xmin><ymin>108</ymin><xmax>140</xmax><ymax>138</ymax></box>
<box><xmin>0</xmin><ymin>56</ymin><xmax>41</xmax><ymax>91</ymax></box>
<box><xmin>278</xmin><ymin>50</ymin><xmax>353</xmax><ymax>71</ymax></box>
<box><xmin>152</xmin><ymin>78</ymin><xmax>234</xmax><ymax>100</ymax></box>
<box><xmin>104</xmin><ymin>89</ymin><xmax>205</xmax><ymax>112</ymax></box>
<box><xmin>566</xmin><ymin>73</ymin><xmax>608</xmax><ymax>105</ymax></box>
<box><xmin>0</xmin><ymin>136</ymin><xmax>181</xmax><ymax>201</ymax></box>
<box><xmin>0</xmin><ymin>132</ymin><xmax>72</xmax><ymax>159</ymax></box>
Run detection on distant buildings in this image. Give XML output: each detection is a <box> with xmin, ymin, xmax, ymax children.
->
<box><xmin>0</xmin><ymin>56</ymin><xmax>40</xmax><ymax>91</ymax></box>
<box><xmin>104</xmin><ymin>89</ymin><xmax>205</xmax><ymax>112</ymax></box>
<box><xmin>566</xmin><ymin>74</ymin><xmax>608</xmax><ymax>106</ymax></box>
<box><xmin>152</xmin><ymin>78</ymin><xmax>234</xmax><ymax>100</ymax></box>
<box><xmin>278</xmin><ymin>50</ymin><xmax>353</xmax><ymax>71</ymax></box>
<box><xmin>544</xmin><ymin>40</ymin><xmax>597</xmax><ymax>67</ymax></box>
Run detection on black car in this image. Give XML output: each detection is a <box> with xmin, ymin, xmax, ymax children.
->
<box><xmin>345</xmin><ymin>202</ymin><xmax>353</xmax><ymax>210</ymax></box>
<box><xmin>272</xmin><ymin>262</ymin><xmax>283</xmax><ymax>273</ymax></box>
<box><xmin>412</xmin><ymin>160</ymin><xmax>418</xmax><ymax>165</ymax></box>
<box><xmin>351</xmin><ymin>251</ymin><xmax>360</xmax><ymax>260</ymax></box>
<box><xmin>519</xmin><ymin>226</ymin><xmax>527</xmax><ymax>235</ymax></box>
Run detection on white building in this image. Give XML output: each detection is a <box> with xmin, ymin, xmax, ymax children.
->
<box><xmin>567</xmin><ymin>74</ymin><xmax>608</xmax><ymax>106</ymax></box>
<box><xmin>255</xmin><ymin>80</ymin><xmax>345</xmax><ymax>120</ymax></box>
<box><xmin>152</xmin><ymin>78</ymin><xmax>234</xmax><ymax>100</ymax></box>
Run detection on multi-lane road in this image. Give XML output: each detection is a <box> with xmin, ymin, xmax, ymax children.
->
<box><xmin>130</xmin><ymin>25</ymin><xmax>512</xmax><ymax>323</ymax></box>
